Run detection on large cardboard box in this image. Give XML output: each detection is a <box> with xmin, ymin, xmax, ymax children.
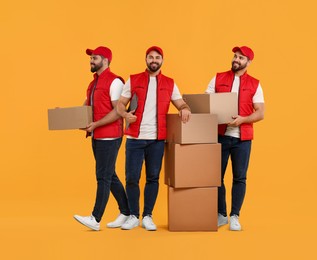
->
<box><xmin>165</xmin><ymin>143</ymin><xmax>221</xmax><ymax>188</ymax></box>
<box><xmin>183</xmin><ymin>93</ymin><xmax>238</xmax><ymax>124</ymax></box>
<box><xmin>166</xmin><ymin>113</ymin><xmax>217</xmax><ymax>144</ymax></box>
<box><xmin>48</xmin><ymin>106</ymin><xmax>92</xmax><ymax>130</ymax></box>
<box><xmin>168</xmin><ymin>186</ymin><xmax>217</xmax><ymax>231</ymax></box>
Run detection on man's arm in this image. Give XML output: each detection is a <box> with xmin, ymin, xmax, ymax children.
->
<box><xmin>228</xmin><ymin>102</ymin><xmax>265</xmax><ymax>127</ymax></box>
<box><xmin>85</xmin><ymin>100</ymin><xmax>121</xmax><ymax>132</ymax></box>
<box><xmin>171</xmin><ymin>98</ymin><xmax>191</xmax><ymax>123</ymax></box>
<box><xmin>116</xmin><ymin>96</ymin><xmax>137</xmax><ymax>124</ymax></box>
<box><xmin>205</xmin><ymin>76</ymin><xmax>216</xmax><ymax>93</ymax></box>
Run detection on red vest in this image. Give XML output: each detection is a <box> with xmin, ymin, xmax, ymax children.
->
<box><xmin>86</xmin><ymin>68</ymin><xmax>124</xmax><ymax>138</ymax></box>
<box><xmin>215</xmin><ymin>70</ymin><xmax>259</xmax><ymax>140</ymax></box>
<box><xmin>125</xmin><ymin>70</ymin><xmax>174</xmax><ymax>140</ymax></box>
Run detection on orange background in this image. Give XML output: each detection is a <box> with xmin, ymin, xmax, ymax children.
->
<box><xmin>1</xmin><ymin>0</ymin><xmax>316</xmax><ymax>259</ymax></box>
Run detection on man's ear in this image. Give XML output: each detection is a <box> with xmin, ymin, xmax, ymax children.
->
<box><xmin>104</xmin><ymin>58</ymin><xmax>110</xmax><ymax>67</ymax></box>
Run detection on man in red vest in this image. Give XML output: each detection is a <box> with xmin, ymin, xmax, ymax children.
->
<box><xmin>74</xmin><ymin>46</ymin><xmax>130</xmax><ymax>231</ymax></box>
<box><xmin>205</xmin><ymin>46</ymin><xmax>265</xmax><ymax>231</ymax></box>
<box><xmin>116</xmin><ymin>46</ymin><xmax>191</xmax><ymax>231</ymax></box>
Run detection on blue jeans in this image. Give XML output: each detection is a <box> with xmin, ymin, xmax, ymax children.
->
<box><xmin>125</xmin><ymin>139</ymin><xmax>165</xmax><ymax>218</ymax></box>
<box><xmin>91</xmin><ymin>138</ymin><xmax>130</xmax><ymax>222</ymax></box>
<box><xmin>218</xmin><ymin>135</ymin><xmax>252</xmax><ymax>217</ymax></box>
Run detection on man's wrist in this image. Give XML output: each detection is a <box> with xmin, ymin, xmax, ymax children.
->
<box><xmin>122</xmin><ymin>111</ymin><xmax>128</xmax><ymax>118</ymax></box>
<box><xmin>179</xmin><ymin>103</ymin><xmax>191</xmax><ymax>112</ymax></box>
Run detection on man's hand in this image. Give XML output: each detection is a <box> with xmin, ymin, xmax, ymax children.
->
<box><xmin>172</xmin><ymin>98</ymin><xmax>191</xmax><ymax>123</ymax></box>
<box><xmin>227</xmin><ymin>115</ymin><xmax>245</xmax><ymax>127</ymax></box>
<box><xmin>228</xmin><ymin>103</ymin><xmax>265</xmax><ymax>127</ymax></box>
<box><xmin>79</xmin><ymin>122</ymin><xmax>98</xmax><ymax>132</ymax></box>
<box><xmin>125</xmin><ymin>110</ymin><xmax>137</xmax><ymax>124</ymax></box>
<box><xmin>179</xmin><ymin>109</ymin><xmax>191</xmax><ymax>123</ymax></box>
<box><xmin>85</xmin><ymin>122</ymin><xmax>98</xmax><ymax>132</ymax></box>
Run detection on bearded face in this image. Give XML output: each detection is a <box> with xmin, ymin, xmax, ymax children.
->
<box><xmin>146</xmin><ymin>60</ymin><xmax>162</xmax><ymax>73</ymax></box>
<box><xmin>231</xmin><ymin>52</ymin><xmax>250</xmax><ymax>73</ymax></box>
<box><xmin>231</xmin><ymin>60</ymin><xmax>248</xmax><ymax>72</ymax></box>
<box><xmin>90</xmin><ymin>59</ymin><xmax>103</xmax><ymax>73</ymax></box>
<box><xmin>146</xmin><ymin>51</ymin><xmax>163</xmax><ymax>73</ymax></box>
<box><xmin>90</xmin><ymin>54</ymin><xmax>105</xmax><ymax>73</ymax></box>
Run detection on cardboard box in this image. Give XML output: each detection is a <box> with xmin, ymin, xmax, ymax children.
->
<box><xmin>165</xmin><ymin>143</ymin><xmax>221</xmax><ymax>188</ymax></box>
<box><xmin>166</xmin><ymin>113</ymin><xmax>217</xmax><ymax>144</ymax></box>
<box><xmin>48</xmin><ymin>106</ymin><xmax>92</xmax><ymax>130</ymax></box>
<box><xmin>168</xmin><ymin>186</ymin><xmax>218</xmax><ymax>231</ymax></box>
<box><xmin>183</xmin><ymin>93</ymin><xmax>238</xmax><ymax>124</ymax></box>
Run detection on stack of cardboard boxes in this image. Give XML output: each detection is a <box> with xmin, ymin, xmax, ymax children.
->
<box><xmin>165</xmin><ymin>93</ymin><xmax>237</xmax><ymax>231</ymax></box>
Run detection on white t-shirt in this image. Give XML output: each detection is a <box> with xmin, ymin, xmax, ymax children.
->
<box><xmin>205</xmin><ymin>75</ymin><xmax>264</xmax><ymax>138</ymax></box>
<box><xmin>94</xmin><ymin>78</ymin><xmax>124</xmax><ymax>140</ymax></box>
<box><xmin>109</xmin><ymin>78</ymin><xmax>124</xmax><ymax>101</ymax></box>
<box><xmin>121</xmin><ymin>76</ymin><xmax>182</xmax><ymax>139</ymax></box>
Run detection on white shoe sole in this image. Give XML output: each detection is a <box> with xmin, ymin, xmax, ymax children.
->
<box><xmin>107</xmin><ymin>223</ymin><xmax>125</xmax><ymax>228</ymax></box>
<box><xmin>218</xmin><ymin>221</ymin><xmax>228</xmax><ymax>227</ymax></box>
<box><xmin>74</xmin><ymin>216</ymin><xmax>100</xmax><ymax>231</ymax></box>
<box><xmin>106</xmin><ymin>215</ymin><xmax>129</xmax><ymax>228</ymax></box>
<box><xmin>142</xmin><ymin>224</ymin><xmax>157</xmax><ymax>231</ymax></box>
<box><xmin>107</xmin><ymin>224</ymin><xmax>120</xmax><ymax>228</ymax></box>
<box><xmin>121</xmin><ymin>222</ymin><xmax>140</xmax><ymax>230</ymax></box>
<box><xmin>230</xmin><ymin>226</ymin><xmax>242</xmax><ymax>231</ymax></box>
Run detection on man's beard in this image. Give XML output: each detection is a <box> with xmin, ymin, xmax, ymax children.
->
<box><xmin>231</xmin><ymin>61</ymin><xmax>247</xmax><ymax>72</ymax></box>
<box><xmin>90</xmin><ymin>61</ymin><xmax>103</xmax><ymax>73</ymax></box>
<box><xmin>147</xmin><ymin>62</ymin><xmax>162</xmax><ymax>73</ymax></box>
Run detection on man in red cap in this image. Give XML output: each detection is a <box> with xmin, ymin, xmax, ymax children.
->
<box><xmin>205</xmin><ymin>46</ymin><xmax>265</xmax><ymax>231</ymax></box>
<box><xmin>116</xmin><ymin>46</ymin><xmax>191</xmax><ymax>231</ymax></box>
<box><xmin>74</xmin><ymin>46</ymin><xmax>130</xmax><ymax>231</ymax></box>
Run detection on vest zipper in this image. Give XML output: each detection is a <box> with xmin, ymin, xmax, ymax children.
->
<box><xmin>90</xmin><ymin>77</ymin><xmax>98</xmax><ymax>122</ymax></box>
<box><xmin>87</xmin><ymin>76</ymin><xmax>98</xmax><ymax>138</ymax></box>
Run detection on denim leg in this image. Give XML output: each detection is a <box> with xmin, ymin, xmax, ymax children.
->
<box><xmin>91</xmin><ymin>138</ymin><xmax>123</xmax><ymax>222</ymax></box>
<box><xmin>143</xmin><ymin>140</ymin><xmax>165</xmax><ymax>217</ymax></box>
<box><xmin>218</xmin><ymin>135</ymin><xmax>231</xmax><ymax>217</ymax></box>
<box><xmin>230</xmin><ymin>139</ymin><xmax>251</xmax><ymax>216</ymax></box>
<box><xmin>110</xmin><ymin>172</ymin><xmax>130</xmax><ymax>216</ymax></box>
<box><xmin>125</xmin><ymin>139</ymin><xmax>145</xmax><ymax>218</ymax></box>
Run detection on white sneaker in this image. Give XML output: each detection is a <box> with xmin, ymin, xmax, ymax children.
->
<box><xmin>121</xmin><ymin>215</ymin><xmax>139</xmax><ymax>230</ymax></box>
<box><xmin>74</xmin><ymin>215</ymin><xmax>100</xmax><ymax>231</ymax></box>
<box><xmin>218</xmin><ymin>213</ymin><xmax>228</xmax><ymax>227</ymax></box>
<box><xmin>142</xmin><ymin>215</ymin><xmax>157</xmax><ymax>231</ymax></box>
<box><xmin>230</xmin><ymin>215</ymin><xmax>242</xmax><ymax>231</ymax></box>
<box><xmin>107</xmin><ymin>214</ymin><xmax>129</xmax><ymax>228</ymax></box>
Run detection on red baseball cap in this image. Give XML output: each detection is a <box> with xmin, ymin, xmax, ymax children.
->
<box><xmin>232</xmin><ymin>46</ymin><xmax>254</xmax><ymax>60</ymax></box>
<box><xmin>146</xmin><ymin>46</ymin><xmax>164</xmax><ymax>57</ymax></box>
<box><xmin>86</xmin><ymin>46</ymin><xmax>112</xmax><ymax>62</ymax></box>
